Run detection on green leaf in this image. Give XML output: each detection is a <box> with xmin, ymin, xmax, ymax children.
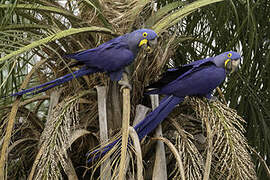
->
<box><xmin>153</xmin><ymin>0</ymin><xmax>224</xmax><ymax>34</ymax></box>
<box><xmin>0</xmin><ymin>24</ymin><xmax>52</xmax><ymax>31</ymax></box>
<box><xmin>145</xmin><ymin>1</ymin><xmax>186</xmax><ymax>27</ymax></box>
<box><xmin>0</xmin><ymin>4</ymin><xmax>78</xmax><ymax>20</ymax></box>
<box><xmin>0</xmin><ymin>26</ymin><xmax>114</xmax><ymax>63</ymax></box>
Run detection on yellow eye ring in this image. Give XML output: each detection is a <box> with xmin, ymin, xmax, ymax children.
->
<box><xmin>227</xmin><ymin>53</ymin><xmax>232</xmax><ymax>58</ymax></box>
<box><xmin>142</xmin><ymin>32</ymin><xmax>148</xmax><ymax>38</ymax></box>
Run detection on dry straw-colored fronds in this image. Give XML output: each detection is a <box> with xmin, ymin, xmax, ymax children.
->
<box><xmin>29</xmin><ymin>93</ymin><xmax>80</xmax><ymax>179</ymax></box>
<box><xmin>87</xmin><ymin>131</ymin><xmax>144</xmax><ymax>180</ymax></box>
<box><xmin>98</xmin><ymin>0</ymin><xmax>151</xmax><ymax>32</ymax></box>
<box><xmin>169</xmin><ymin>117</ymin><xmax>205</xmax><ymax>180</ymax></box>
<box><xmin>168</xmin><ymin>97</ymin><xmax>257</xmax><ymax>180</ymax></box>
<box><xmin>192</xmin><ymin>98</ymin><xmax>256</xmax><ymax>179</ymax></box>
<box><xmin>89</xmin><ymin>96</ymin><xmax>257</xmax><ymax>179</ymax></box>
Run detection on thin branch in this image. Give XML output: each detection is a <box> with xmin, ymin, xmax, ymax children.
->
<box><xmin>96</xmin><ymin>86</ymin><xmax>111</xmax><ymax>180</ymax></box>
<box><xmin>20</xmin><ymin>95</ymin><xmax>50</xmax><ymax>107</ymax></box>
<box><xmin>119</xmin><ymin>73</ymin><xmax>131</xmax><ymax>180</ymax></box>
<box><xmin>249</xmin><ymin>147</ymin><xmax>270</xmax><ymax>179</ymax></box>
<box><xmin>129</xmin><ymin>127</ymin><xmax>143</xmax><ymax>180</ymax></box>
<box><xmin>153</xmin><ymin>137</ymin><xmax>186</xmax><ymax>180</ymax></box>
<box><xmin>0</xmin><ymin>98</ymin><xmax>21</xmax><ymax>180</ymax></box>
<box><xmin>203</xmin><ymin>111</ymin><xmax>213</xmax><ymax>180</ymax></box>
<box><xmin>124</xmin><ymin>104</ymin><xmax>150</xmax><ymax>177</ymax></box>
<box><xmin>125</xmin><ymin>104</ymin><xmax>150</xmax><ymax>178</ymax></box>
<box><xmin>151</xmin><ymin>95</ymin><xmax>167</xmax><ymax>180</ymax></box>
<box><xmin>216</xmin><ymin>87</ymin><xmax>227</xmax><ymax>104</ymax></box>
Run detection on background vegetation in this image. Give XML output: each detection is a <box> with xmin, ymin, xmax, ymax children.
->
<box><xmin>0</xmin><ymin>0</ymin><xmax>269</xmax><ymax>179</ymax></box>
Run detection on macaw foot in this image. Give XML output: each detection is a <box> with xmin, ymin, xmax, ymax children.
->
<box><xmin>208</xmin><ymin>95</ymin><xmax>218</xmax><ymax>103</ymax></box>
<box><xmin>123</xmin><ymin>67</ymin><xmax>130</xmax><ymax>75</ymax></box>
<box><xmin>118</xmin><ymin>80</ymin><xmax>132</xmax><ymax>92</ymax></box>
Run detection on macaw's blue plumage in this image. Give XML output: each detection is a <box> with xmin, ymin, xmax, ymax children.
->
<box><xmin>88</xmin><ymin>51</ymin><xmax>241</xmax><ymax>161</ymax></box>
<box><xmin>9</xmin><ymin>29</ymin><xmax>157</xmax><ymax>97</ymax></box>
<box><xmin>134</xmin><ymin>95</ymin><xmax>183</xmax><ymax>140</ymax></box>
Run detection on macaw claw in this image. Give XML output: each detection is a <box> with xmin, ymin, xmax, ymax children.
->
<box><xmin>118</xmin><ymin>80</ymin><xmax>132</xmax><ymax>92</ymax></box>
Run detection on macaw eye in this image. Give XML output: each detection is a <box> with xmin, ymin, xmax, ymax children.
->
<box><xmin>227</xmin><ymin>53</ymin><xmax>232</xmax><ymax>58</ymax></box>
<box><xmin>142</xmin><ymin>32</ymin><xmax>148</xmax><ymax>38</ymax></box>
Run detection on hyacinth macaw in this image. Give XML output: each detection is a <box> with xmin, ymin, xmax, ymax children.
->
<box><xmin>9</xmin><ymin>29</ymin><xmax>158</xmax><ymax>97</ymax></box>
<box><xmin>135</xmin><ymin>51</ymin><xmax>241</xmax><ymax>139</ymax></box>
<box><xmin>88</xmin><ymin>51</ymin><xmax>241</xmax><ymax>161</ymax></box>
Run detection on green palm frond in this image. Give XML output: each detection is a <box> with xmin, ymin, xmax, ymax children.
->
<box><xmin>0</xmin><ymin>27</ymin><xmax>114</xmax><ymax>63</ymax></box>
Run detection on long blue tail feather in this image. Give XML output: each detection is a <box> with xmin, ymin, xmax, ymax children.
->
<box><xmin>30</xmin><ymin>75</ymin><xmax>74</xmax><ymax>95</ymax></box>
<box><xmin>87</xmin><ymin>95</ymin><xmax>183</xmax><ymax>162</ymax></box>
<box><xmin>87</xmin><ymin>139</ymin><xmax>120</xmax><ymax>162</ymax></box>
<box><xmin>134</xmin><ymin>96</ymin><xmax>183</xmax><ymax>140</ymax></box>
<box><xmin>9</xmin><ymin>67</ymin><xmax>100</xmax><ymax>97</ymax></box>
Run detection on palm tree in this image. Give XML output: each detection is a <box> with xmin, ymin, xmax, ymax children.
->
<box><xmin>0</xmin><ymin>0</ymin><xmax>268</xmax><ymax>179</ymax></box>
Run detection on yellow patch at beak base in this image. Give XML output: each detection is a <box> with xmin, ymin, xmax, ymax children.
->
<box><xmin>225</xmin><ymin>59</ymin><xmax>231</xmax><ymax>68</ymax></box>
<box><xmin>139</xmin><ymin>39</ymin><xmax>148</xmax><ymax>47</ymax></box>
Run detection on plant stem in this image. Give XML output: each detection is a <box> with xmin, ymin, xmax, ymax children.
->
<box><xmin>118</xmin><ymin>74</ymin><xmax>131</xmax><ymax>180</ymax></box>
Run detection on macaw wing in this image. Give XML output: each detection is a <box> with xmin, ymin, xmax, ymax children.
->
<box><xmin>146</xmin><ymin>66</ymin><xmax>193</xmax><ymax>89</ymax></box>
<box><xmin>159</xmin><ymin>62</ymin><xmax>225</xmax><ymax>98</ymax></box>
<box><xmin>182</xmin><ymin>57</ymin><xmax>212</xmax><ymax>67</ymax></box>
<box><xmin>146</xmin><ymin>57</ymin><xmax>214</xmax><ymax>90</ymax></box>
<box><xmin>65</xmin><ymin>38</ymin><xmax>134</xmax><ymax>72</ymax></box>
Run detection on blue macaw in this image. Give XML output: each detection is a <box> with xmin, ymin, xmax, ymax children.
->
<box><xmin>88</xmin><ymin>51</ymin><xmax>241</xmax><ymax>161</ymax></box>
<box><xmin>9</xmin><ymin>29</ymin><xmax>158</xmax><ymax>96</ymax></box>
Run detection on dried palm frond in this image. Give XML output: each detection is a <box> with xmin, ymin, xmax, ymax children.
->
<box><xmin>86</xmin><ymin>130</ymin><xmax>145</xmax><ymax>180</ymax></box>
<box><xmin>168</xmin><ymin>97</ymin><xmax>257</xmax><ymax>180</ymax></box>
<box><xmin>98</xmin><ymin>0</ymin><xmax>151</xmax><ymax>32</ymax></box>
<box><xmin>88</xmin><ymin>97</ymin><xmax>257</xmax><ymax>179</ymax></box>
<box><xmin>29</xmin><ymin>94</ymin><xmax>79</xmax><ymax>179</ymax></box>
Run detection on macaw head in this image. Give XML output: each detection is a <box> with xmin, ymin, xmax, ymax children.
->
<box><xmin>213</xmin><ymin>51</ymin><xmax>241</xmax><ymax>73</ymax></box>
<box><xmin>127</xmin><ymin>28</ymin><xmax>158</xmax><ymax>54</ymax></box>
